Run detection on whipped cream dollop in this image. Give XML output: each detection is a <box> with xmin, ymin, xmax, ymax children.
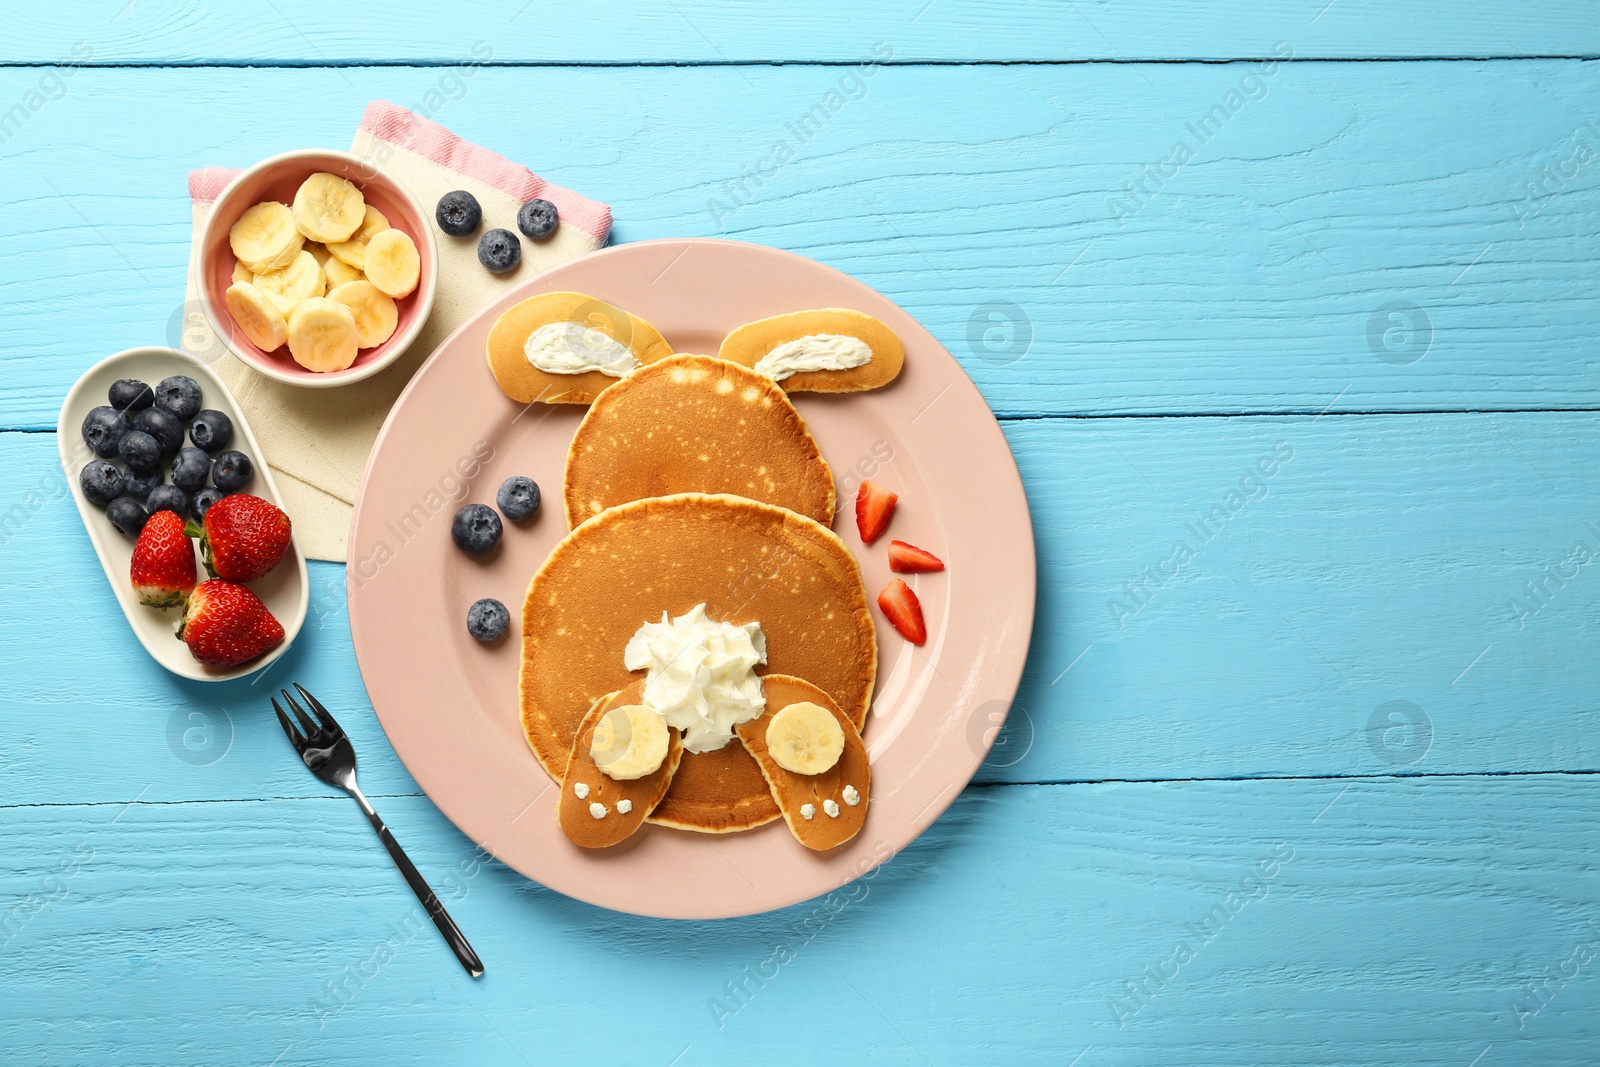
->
<box><xmin>623</xmin><ymin>603</ymin><xmax>766</xmax><ymax>754</ymax></box>
<box><xmin>753</xmin><ymin>333</ymin><xmax>872</xmax><ymax>381</ymax></box>
<box><xmin>524</xmin><ymin>321</ymin><xmax>640</xmax><ymax>377</ymax></box>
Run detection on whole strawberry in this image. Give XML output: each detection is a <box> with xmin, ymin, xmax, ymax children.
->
<box><xmin>130</xmin><ymin>510</ymin><xmax>197</xmax><ymax>608</ymax></box>
<box><xmin>189</xmin><ymin>494</ymin><xmax>292</xmax><ymax>582</ymax></box>
<box><xmin>178</xmin><ymin>579</ymin><xmax>285</xmax><ymax>667</ymax></box>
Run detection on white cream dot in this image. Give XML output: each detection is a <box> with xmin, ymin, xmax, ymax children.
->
<box><xmin>823</xmin><ymin>799</ymin><xmax>840</xmax><ymax>818</ymax></box>
<box><xmin>843</xmin><ymin>785</ymin><xmax>860</xmax><ymax>806</ymax></box>
<box><xmin>616</xmin><ymin>799</ymin><xmax>633</xmax><ymax>814</ymax></box>
<box><xmin>573</xmin><ymin>782</ymin><xmax>589</xmax><ymax>799</ymax></box>
<box><xmin>800</xmin><ymin>803</ymin><xmax>816</xmax><ymax>820</ymax></box>
<box><xmin>589</xmin><ymin>802</ymin><xmax>607</xmax><ymax>819</ymax></box>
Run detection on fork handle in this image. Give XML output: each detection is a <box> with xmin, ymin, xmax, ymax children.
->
<box><xmin>350</xmin><ymin>787</ymin><xmax>484</xmax><ymax>978</ymax></box>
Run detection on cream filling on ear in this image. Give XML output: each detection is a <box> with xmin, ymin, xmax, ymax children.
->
<box><xmin>524</xmin><ymin>321</ymin><xmax>640</xmax><ymax>376</ymax></box>
<box><xmin>753</xmin><ymin>333</ymin><xmax>872</xmax><ymax>381</ymax></box>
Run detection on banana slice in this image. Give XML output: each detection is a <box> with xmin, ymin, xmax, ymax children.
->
<box><xmin>325</xmin><ymin>205</ymin><xmax>390</xmax><ymax>270</ymax></box>
<box><xmin>291</xmin><ymin>172</ymin><xmax>366</xmax><ymax>243</ymax></box>
<box><xmin>327</xmin><ymin>280</ymin><xmax>398</xmax><ymax>348</ymax></box>
<box><xmin>589</xmin><ymin>703</ymin><xmax>669</xmax><ymax>780</ymax></box>
<box><xmin>303</xmin><ymin>242</ymin><xmax>332</xmax><ymax>268</ymax></box>
<box><xmin>231</xmin><ymin>260</ymin><xmax>252</xmax><ymax>285</ymax></box>
<box><xmin>229</xmin><ymin>201</ymin><xmax>304</xmax><ymax>273</ymax></box>
<box><xmin>286</xmin><ymin>297</ymin><xmax>359</xmax><ymax>372</ymax></box>
<box><xmin>765</xmin><ymin>701</ymin><xmax>846</xmax><ymax>775</ymax></box>
<box><xmin>252</xmin><ymin>249</ymin><xmax>325</xmax><ymax>315</ymax></box>
<box><xmin>224</xmin><ymin>282</ymin><xmax>288</xmax><ymax>352</ymax></box>
<box><xmin>323</xmin><ymin>255</ymin><xmax>364</xmax><ymax>288</ymax></box>
<box><xmin>363</xmin><ymin>229</ymin><xmax>420</xmax><ymax>299</ymax></box>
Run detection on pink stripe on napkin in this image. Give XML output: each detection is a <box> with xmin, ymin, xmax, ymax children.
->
<box><xmin>358</xmin><ymin>100</ymin><xmax>611</xmax><ymax>244</ymax></box>
<box><xmin>189</xmin><ymin>167</ymin><xmax>243</xmax><ymax>204</ymax></box>
<box><xmin>187</xmin><ymin>102</ymin><xmax>611</xmax><ymax>245</ymax></box>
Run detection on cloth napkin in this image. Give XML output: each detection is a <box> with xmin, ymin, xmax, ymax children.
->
<box><xmin>182</xmin><ymin>101</ymin><xmax>611</xmax><ymax>561</ymax></box>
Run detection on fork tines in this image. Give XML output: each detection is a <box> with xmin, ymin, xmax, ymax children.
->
<box><xmin>273</xmin><ymin>682</ymin><xmax>342</xmax><ymax>747</ymax></box>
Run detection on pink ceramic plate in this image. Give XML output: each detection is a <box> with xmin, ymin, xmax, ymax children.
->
<box><xmin>347</xmin><ymin>239</ymin><xmax>1035</xmax><ymax>919</ymax></box>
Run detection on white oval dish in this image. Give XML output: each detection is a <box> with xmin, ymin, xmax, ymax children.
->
<box><xmin>57</xmin><ymin>346</ymin><xmax>309</xmax><ymax>681</ymax></box>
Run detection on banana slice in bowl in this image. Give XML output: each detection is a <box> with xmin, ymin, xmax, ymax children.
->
<box><xmin>196</xmin><ymin>149</ymin><xmax>437</xmax><ymax>388</ymax></box>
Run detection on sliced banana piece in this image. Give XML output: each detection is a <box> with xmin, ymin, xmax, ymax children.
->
<box><xmin>229</xmin><ymin>201</ymin><xmax>303</xmax><ymax>274</ymax></box>
<box><xmin>292</xmin><ymin>172</ymin><xmax>366</xmax><ymax>243</ymax></box>
<box><xmin>765</xmin><ymin>701</ymin><xmax>846</xmax><ymax>775</ymax></box>
<box><xmin>231</xmin><ymin>260</ymin><xmax>253</xmax><ymax>285</ymax></box>
<box><xmin>224</xmin><ymin>282</ymin><xmax>288</xmax><ymax>352</ymax></box>
<box><xmin>364</xmin><ymin>228</ymin><xmax>420</xmax><ymax>299</ymax></box>
<box><xmin>327</xmin><ymin>280</ymin><xmax>398</xmax><ymax>349</ymax></box>
<box><xmin>252</xmin><ymin>249</ymin><xmax>325</xmax><ymax>315</ymax></box>
<box><xmin>325</xmin><ymin>205</ymin><xmax>389</xmax><ymax>270</ymax></box>
<box><xmin>589</xmin><ymin>703</ymin><xmax>669</xmax><ymax>780</ymax></box>
<box><xmin>303</xmin><ymin>242</ymin><xmax>332</xmax><ymax>268</ymax></box>
<box><xmin>287</xmin><ymin>297</ymin><xmax>359</xmax><ymax>373</ymax></box>
<box><xmin>323</xmin><ymin>255</ymin><xmax>364</xmax><ymax>288</ymax></box>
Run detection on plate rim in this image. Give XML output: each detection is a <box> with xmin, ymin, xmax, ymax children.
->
<box><xmin>348</xmin><ymin>237</ymin><xmax>1036</xmax><ymax>917</ymax></box>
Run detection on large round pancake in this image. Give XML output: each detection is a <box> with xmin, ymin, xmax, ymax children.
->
<box><xmin>563</xmin><ymin>354</ymin><xmax>836</xmax><ymax>529</ymax></box>
<box><xmin>486</xmin><ymin>291</ymin><xmax>674</xmax><ymax>405</ymax></box>
<box><xmin>519</xmin><ymin>493</ymin><xmax>877</xmax><ymax>833</ymax></box>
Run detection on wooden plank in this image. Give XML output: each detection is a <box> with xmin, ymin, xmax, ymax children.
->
<box><xmin>3</xmin><ymin>775</ymin><xmax>1596</xmax><ymax>1064</ymax></box>
<box><xmin>3</xmin><ymin>1</ymin><xmax>1598</xmax><ymax>63</ymax></box>
<box><xmin>10</xmin><ymin>407</ymin><xmax>1599</xmax><ymax>805</ymax></box>
<box><xmin>4</xmin><ymin>62</ymin><xmax>1600</xmax><ymax>426</ymax></box>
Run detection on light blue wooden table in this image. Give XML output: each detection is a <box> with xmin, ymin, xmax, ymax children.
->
<box><xmin>4</xmin><ymin>4</ymin><xmax>1599</xmax><ymax>1063</ymax></box>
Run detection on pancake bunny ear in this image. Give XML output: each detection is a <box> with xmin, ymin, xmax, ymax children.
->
<box><xmin>486</xmin><ymin>291</ymin><xmax>674</xmax><ymax>405</ymax></box>
<box><xmin>716</xmin><ymin>309</ymin><xmax>904</xmax><ymax>393</ymax></box>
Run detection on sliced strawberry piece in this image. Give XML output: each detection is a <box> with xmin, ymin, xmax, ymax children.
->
<box><xmin>192</xmin><ymin>493</ymin><xmax>293</xmax><ymax>582</ymax></box>
<box><xmin>877</xmin><ymin>578</ymin><xmax>927</xmax><ymax>645</ymax></box>
<box><xmin>888</xmin><ymin>540</ymin><xmax>944</xmax><ymax>573</ymax></box>
<box><xmin>178</xmin><ymin>579</ymin><xmax>285</xmax><ymax>668</ymax></box>
<box><xmin>854</xmin><ymin>480</ymin><xmax>898</xmax><ymax>545</ymax></box>
<box><xmin>130</xmin><ymin>510</ymin><xmax>197</xmax><ymax>608</ymax></box>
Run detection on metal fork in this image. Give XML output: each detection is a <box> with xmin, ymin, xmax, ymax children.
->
<box><xmin>273</xmin><ymin>682</ymin><xmax>483</xmax><ymax>978</ymax></box>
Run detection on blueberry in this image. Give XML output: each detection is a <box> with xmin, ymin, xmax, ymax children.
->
<box><xmin>188</xmin><ymin>409</ymin><xmax>233</xmax><ymax>453</ymax></box>
<box><xmin>191</xmin><ymin>486</ymin><xmax>225</xmax><ymax>520</ymax></box>
<box><xmin>120</xmin><ymin>467</ymin><xmax>164</xmax><ymax>502</ymax></box>
<box><xmin>516</xmin><ymin>199</ymin><xmax>559</xmax><ymax>241</ymax></box>
<box><xmin>118</xmin><ymin>430</ymin><xmax>161</xmax><ymax>473</ymax></box>
<box><xmin>477</xmin><ymin>228</ymin><xmax>521</xmax><ymax>274</ymax></box>
<box><xmin>466</xmin><ymin>598</ymin><xmax>510</xmax><ymax>642</ymax></box>
<box><xmin>451</xmin><ymin>503</ymin><xmax>502</xmax><ymax>555</ymax></box>
<box><xmin>132</xmin><ymin>406</ymin><xmax>185</xmax><ymax>457</ymax></box>
<box><xmin>108</xmin><ymin>378</ymin><xmax>154</xmax><ymax>412</ymax></box>
<box><xmin>81</xmin><ymin>406</ymin><xmax>128</xmax><ymax>458</ymax></box>
<box><xmin>496</xmin><ymin>475</ymin><xmax>541</xmax><ymax>522</ymax></box>
<box><xmin>211</xmin><ymin>450</ymin><xmax>254</xmax><ymax>493</ymax></box>
<box><xmin>171</xmin><ymin>447</ymin><xmax>211</xmax><ymax>492</ymax></box>
<box><xmin>155</xmin><ymin>375</ymin><xmax>203</xmax><ymax>421</ymax></box>
<box><xmin>79</xmin><ymin>460</ymin><xmax>124</xmax><ymax>508</ymax></box>
<box><xmin>106</xmin><ymin>497</ymin><xmax>149</xmax><ymax>538</ymax></box>
<box><xmin>436</xmin><ymin>190</ymin><xmax>482</xmax><ymax>237</ymax></box>
<box><xmin>146</xmin><ymin>484</ymin><xmax>189</xmax><ymax>518</ymax></box>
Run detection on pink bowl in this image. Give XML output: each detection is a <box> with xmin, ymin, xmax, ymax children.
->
<box><xmin>197</xmin><ymin>149</ymin><xmax>438</xmax><ymax>388</ymax></box>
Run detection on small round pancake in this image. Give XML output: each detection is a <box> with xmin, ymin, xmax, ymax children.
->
<box><xmin>735</xmin><ymin>674</ymin><xmax>870</xmax><ymax>851</ymax></box>
<box><xmin>519</xmin><ymin>493</ymin><xmax>877</xmax><ymax>834</ymax></box>
<box><xmin>563</xmin><ymin>354</ymin><xmax>836</xmax><ymax>529</ymax></box>
<box><xmin>717</xmin><ymin>308</ymin><xmax>903</xmax><ymax>392</ymax></box>
<box><xmin>486</xmin><ymin>291</ymin><xmax>674</xmax><ymax>405</ymax></box>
